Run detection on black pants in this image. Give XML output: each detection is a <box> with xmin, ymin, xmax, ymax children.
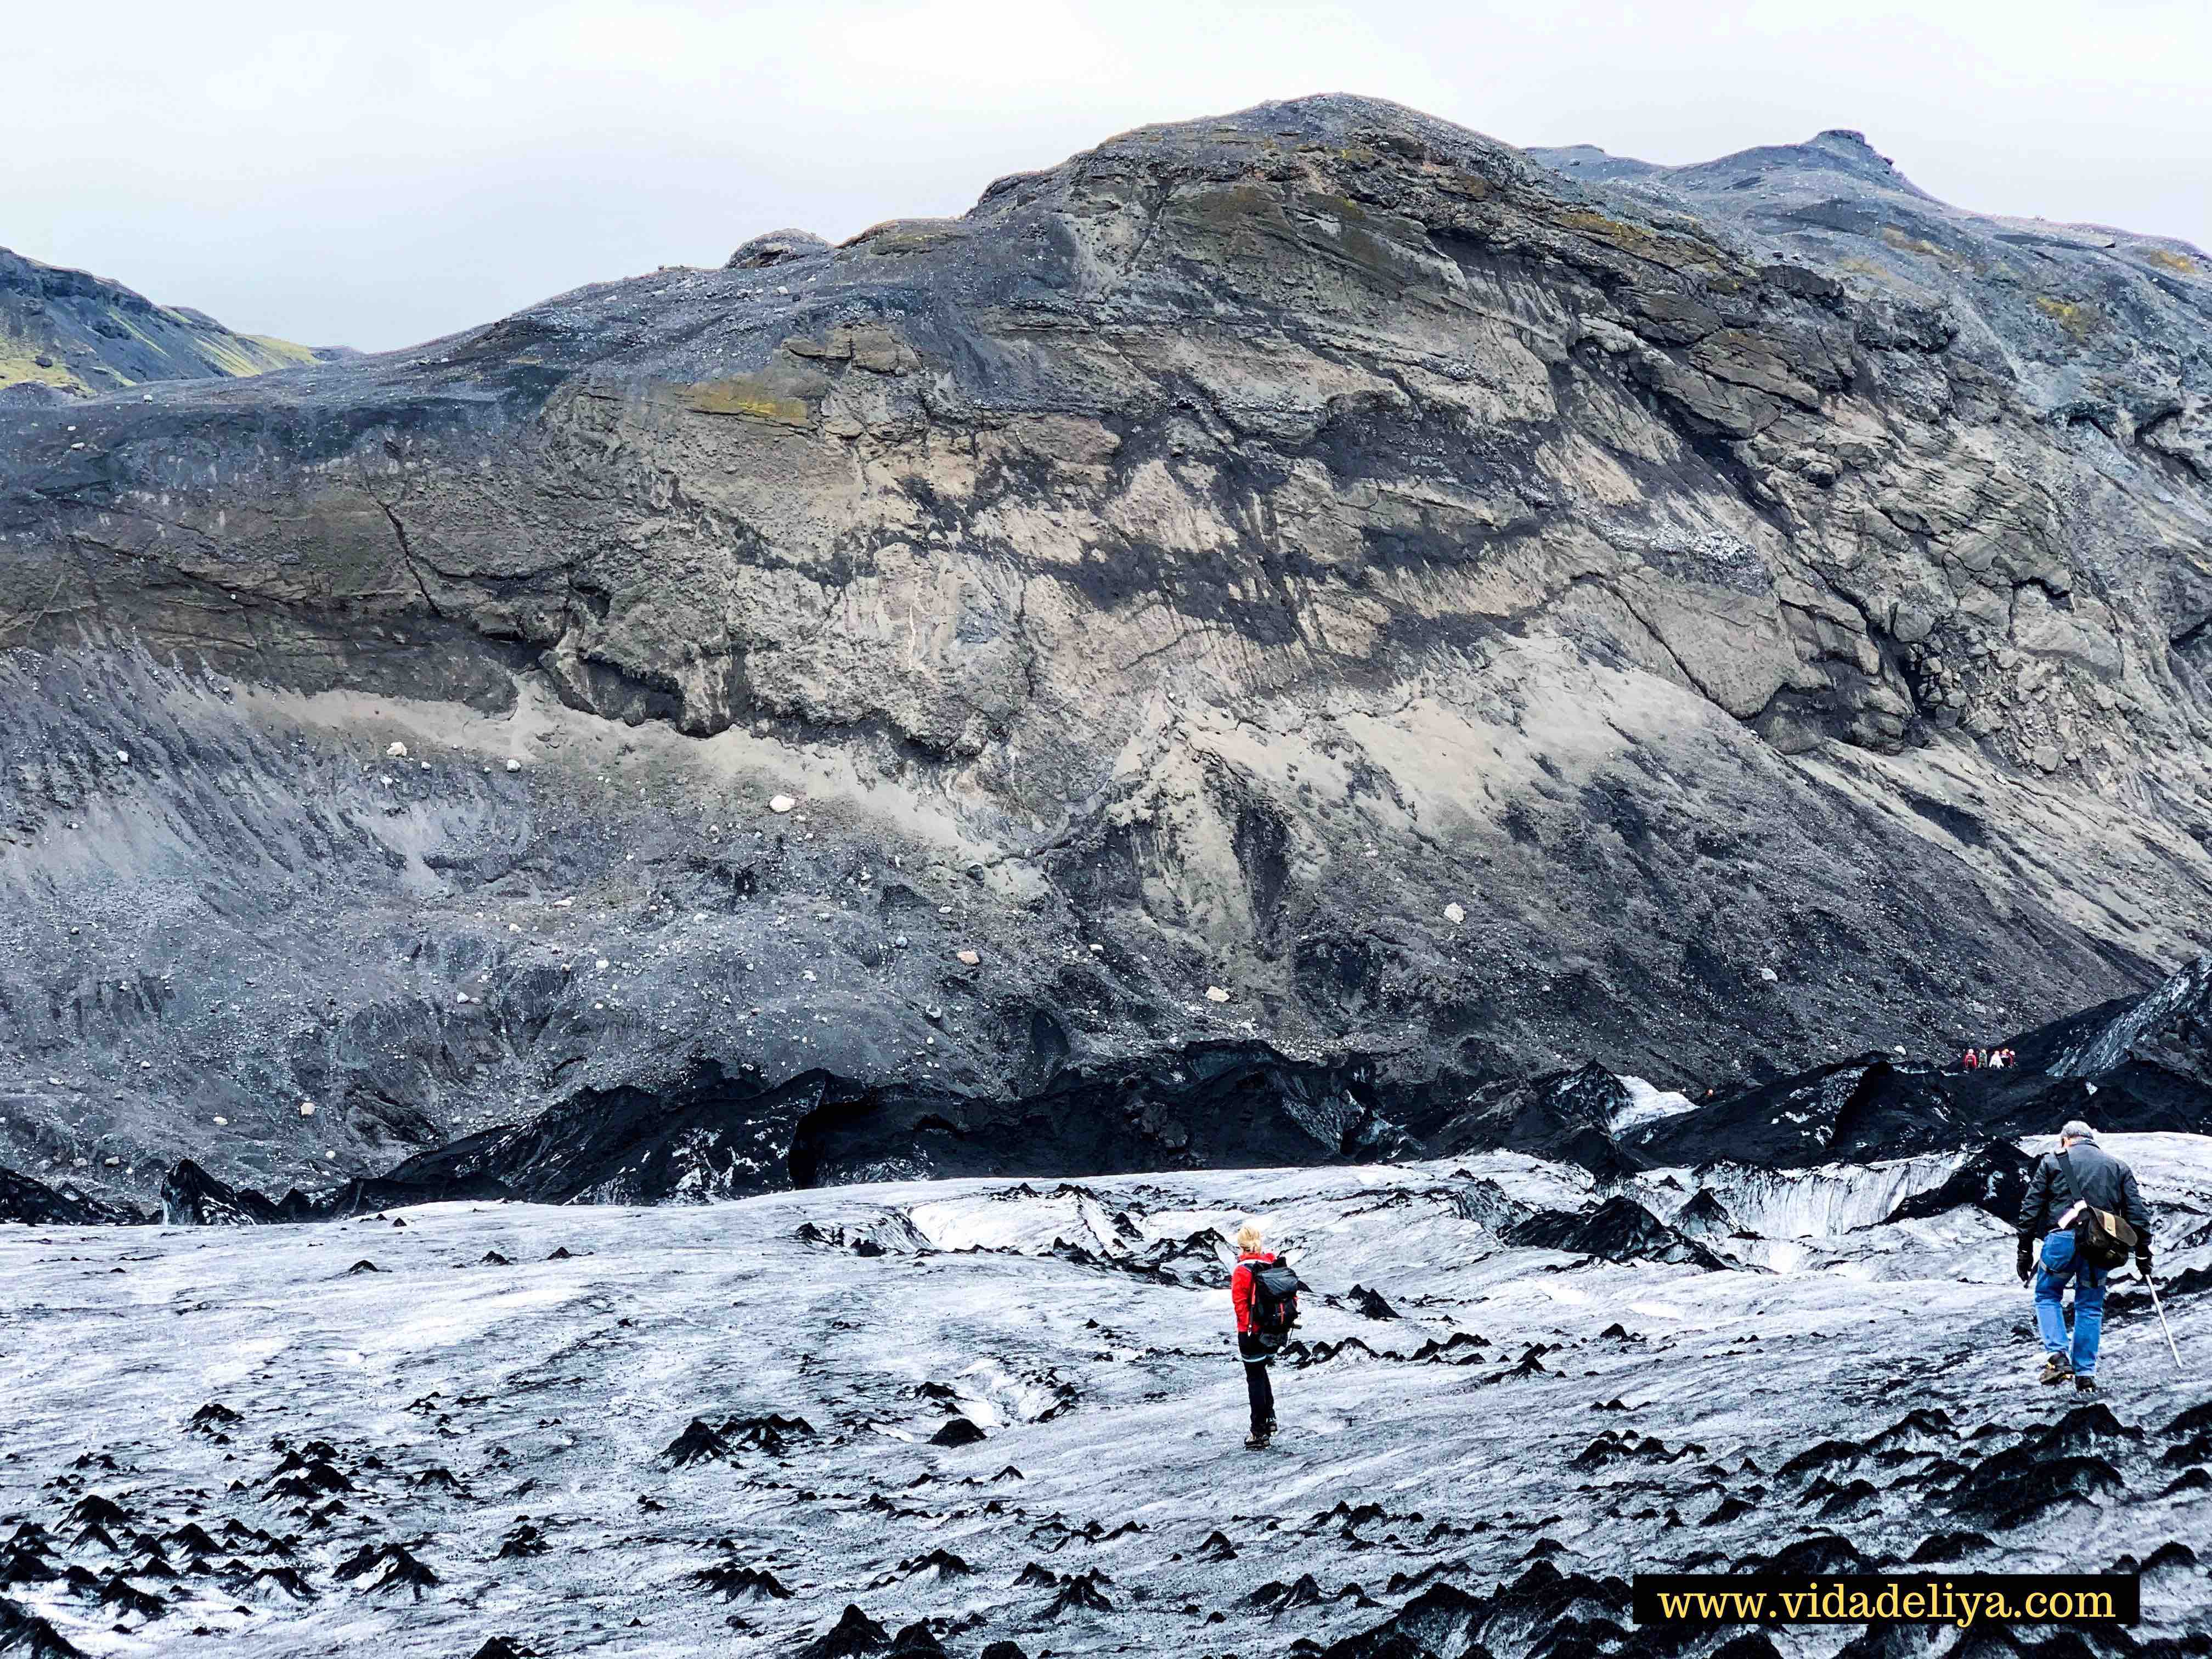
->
<box><xmin>1239</xmin><ymin>1335</ymin><xmax>1275</xmax><ymax>1432</ymax></box>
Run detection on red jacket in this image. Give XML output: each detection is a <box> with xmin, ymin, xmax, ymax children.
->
<box><xmin>1231</xmin><ymin>1250</ymin><xmax>1276</xmax><ymax>1335</ymax></box>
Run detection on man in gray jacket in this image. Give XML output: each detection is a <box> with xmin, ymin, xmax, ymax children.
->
<box><xmin>2016</xmin><ymin>1120</ymin><xmax>2153</xmax><ymax>1393</ymax></box>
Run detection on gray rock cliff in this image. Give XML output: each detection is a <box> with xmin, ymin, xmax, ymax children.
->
<box><xmin>2</xmin><ymin>95</ymin><xmax>2209</xmax><ymax>1204</ymax></box>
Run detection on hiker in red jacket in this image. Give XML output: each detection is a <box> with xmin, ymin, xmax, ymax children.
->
<box><xmin>1231</xmin><ymin>1221</ymin><xmax>1283</xmax><ymax>1449</ymax></box>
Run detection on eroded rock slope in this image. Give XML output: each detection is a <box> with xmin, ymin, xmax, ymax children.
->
<box><xmin>3</xmin><ymin>96</ymin><xmax>2211</xmax><ymax>1204</ymax></box>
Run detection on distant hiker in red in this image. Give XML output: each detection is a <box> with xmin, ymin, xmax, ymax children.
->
<box><xmin>1229</xmin><ymin>1221</ymin><xmax>1301</xmax><ymax>1451</ymax></box>
<box><xmin>1963</xmin><ymin>1048</ymin><xmax>1980</xmax><ymax>1071</ymax></box>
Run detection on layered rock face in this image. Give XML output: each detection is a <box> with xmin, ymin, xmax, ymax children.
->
<box><xmin>2</xmin><ymin>96</ymin><xmax>2210</xmax><ymax>1204</ymax></box>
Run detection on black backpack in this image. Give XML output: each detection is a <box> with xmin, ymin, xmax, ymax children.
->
<box><xmin>2057</xmin><ymin>1153</ymin><xmax>2138</xmax><ymax>1271</ymax></box>
<box><xmin>1249</xmin><ymin>1259</ymin><xmax>1305</xmax><ymax>1340</ymax></box>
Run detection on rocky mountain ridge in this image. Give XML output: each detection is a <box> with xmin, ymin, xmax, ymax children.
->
<box><xmin>2</xmin><ymin>95</ymin><xmax>2210</xmax><ymax>1207</ymax></box>
<box><xmin>0</xmin><ymin>245</ymin><xmax>344</xmax><ymax>404</ymax></box>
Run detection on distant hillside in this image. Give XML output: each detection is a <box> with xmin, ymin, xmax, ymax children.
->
<box><xmin>0</xmin><ymin>244</ymin><xmax>348</xmax><ymax>403</ymax></box>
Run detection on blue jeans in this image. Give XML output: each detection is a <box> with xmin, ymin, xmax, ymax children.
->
<box><xmin>2034</xmin><ymin>1229</ymin><xmax>2109</xmax><ymax>1376</ymax></box>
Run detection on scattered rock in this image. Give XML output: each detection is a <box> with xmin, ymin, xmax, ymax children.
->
<box><xmin>727</xmin><ymin>229</ymin><xmax>830</xmax><ymax>269</ymax></box>
<box><xmin>1043</xmin><ymin>1568</ymin><xmax>1113</xmax><ymax>1617</ymax></box>
<box><xmin>1347</xmin><ymin>1284</ymin><xmax>1400</xmax><ymax>1320</ymax></box>
<box><xmin>664</xmin><ymin>1419</ymin><xmax>736</xmax><ymax>1468</ymax></box>
<box><xmin>229</xmin><ymin>1564</ymin><xmax>318</xmax><ymax>1604</ymax></box>
<box><xmin>797</xmin><ymin>1604</ymin><xmax>889</xmax><ymax>1657</ymax></box>
<box><xmin>186</xmin><ymin>1402</ymin><xmax>244</xmax><ymax>1435</ymax></box>
<box><xmin>334</xmin><ymin>1542</ymin><xmax>438</xmax><ymax>1597</ymax></box>
<box><xmin>898</xmin><ymin>1548</ymin><xmax>974</xmax><ymax>1580</ymax></box>
<box><xmin>0</xmin><ymin>1597</ymin><xmax>86</xmax><ymax>1655</ymax></box>
<box><xmin>693</xmin><ymin>1561</ymin><xmax>791</xmax><ymax>1601</ymax></box>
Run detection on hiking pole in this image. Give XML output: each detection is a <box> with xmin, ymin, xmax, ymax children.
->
<box><xmin>2144</xmin><ymin>1273</ymin><xmax>2185</xmax><ymax>1373</ymax></box>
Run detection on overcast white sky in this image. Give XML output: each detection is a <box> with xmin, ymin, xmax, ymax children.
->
<box><xmin>8</xmin><ymin>1</ymin><xmax>2208</xmax><ymax>352</ymax></box>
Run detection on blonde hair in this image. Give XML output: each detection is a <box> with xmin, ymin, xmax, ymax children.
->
<box><xmin>1233</xmin><ymin>1221</ymin><xmax>1265</xmax><ymax>1252</ymax></box>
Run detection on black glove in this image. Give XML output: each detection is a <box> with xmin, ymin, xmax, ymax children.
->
<box><xmin>2136</xmin><ymin>1248</ymin><xmax>2153</xmax><ymax>1280</ymax></box>
<box><xmin>2016</xmin><ymin>1239</ymin><xmax>2034</xmax><ymax>1284</ymax></box>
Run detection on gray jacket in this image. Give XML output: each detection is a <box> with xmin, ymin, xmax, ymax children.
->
<box><xmin>2017</xmin><ymin>1139</ymin><xmax>2151</xmax><ymax>1245</ymax></box>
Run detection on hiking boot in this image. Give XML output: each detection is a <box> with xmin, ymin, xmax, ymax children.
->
<box><xmin>2075</xmin><ymin>1375</ymin><xmax>2097</xmax><ymax>1396</ymax></box>
<box><xmin>1244</xmin><ymin>1431</ymin><xmax>1272</xmax><ymax>1451</ymax></box>
<box><xmin>2038</xmin><ymin>1355</ymin><xmax>2073</xmax><ymax>1385</ymax></box>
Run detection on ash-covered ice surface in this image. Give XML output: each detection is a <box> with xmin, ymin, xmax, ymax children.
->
<box><xmin>3</xmin><ymin>1131</ymin><xmax>2210</xmax><ymax>1658</ymax></box>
